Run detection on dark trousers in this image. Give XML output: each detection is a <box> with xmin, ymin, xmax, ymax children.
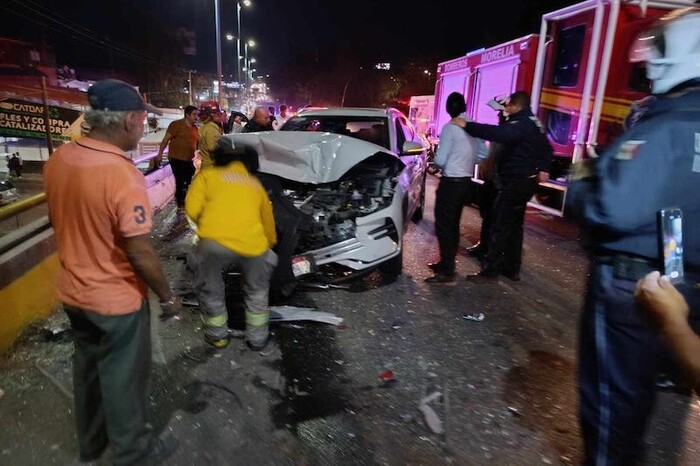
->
<box><xmin>170</xmin><ymin>158</ymin><xmax>195</xmax><ymax>207</ymax></box>
<box><xmin>483</xmin><ymin>176</ymin><xmax>537</xmax><ymax>275</ymax></box>
<box><xmin>65</xmin><ymin>301</ymin><xmax>153</xmax><ymax>465</ymax></box>
<box><xmin>579</xmin><ymin>264</ymin><xmax>700</xmax><ymax>465</ymax></box>
<box><xmin>434</xmin><ymin>177</ymin><xmax>475</xmax><ymax>274</ymax></box>
<box><xmin>478</xmin><ymin>179</ymin><xmax>497</xmax><ymax>255</ymax></box>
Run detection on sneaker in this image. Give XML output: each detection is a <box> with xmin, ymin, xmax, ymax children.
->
<box><xmin>138</xmin><ymin>433</ymin><xmax>178</xmax><ymax>465</ymax></box>
<box><xmin>204</xmin><ymin>335</ymin><xmax>229</xmax><ymax>349</ymax></box>
<box><xmin>465</xmin><ymin>272</ymin><xmax>499</xmax><ymax>284</ymax></box>
<box><xmin>424</xmin><ymin>272</ymin><xmax>457</xmax><ymax>285</ymax></box>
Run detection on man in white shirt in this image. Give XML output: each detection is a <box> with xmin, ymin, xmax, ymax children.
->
<box><xmin>272</xmin><ymin>104</ymin><xmax>291</xmax><ymax>130</ymax></box>
<box><xmin>426</xmin><ymin>92</ymin><xmax>482</xmax><ymax>284</ymax></box>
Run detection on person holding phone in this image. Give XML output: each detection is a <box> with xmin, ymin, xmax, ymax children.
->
<box><xmin>566</xmin><ymin>10</ymin><xmax>700</xmax><ymax>465</ymax></box>
<box><xmin>635</xmin><ymin>271</ymin><xmax>700</xmax><ymax>385</ymax></box>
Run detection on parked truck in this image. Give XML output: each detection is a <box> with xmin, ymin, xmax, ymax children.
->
<box><xmin>430</xmin><ymin>0</ymin><xmax>698</xmax><ymax>216</ymax></box>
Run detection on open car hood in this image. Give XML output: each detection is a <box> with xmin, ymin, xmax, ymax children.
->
<box><xmin>222</xmin><ymin>132</ymin><xmax>402</xmax><ymax>184</ymax></box>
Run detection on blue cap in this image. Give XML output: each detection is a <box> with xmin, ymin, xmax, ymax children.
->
<box><xmin>87</xmin><ymin>79</ymin><xmax>162</xmax><ymax>115</ymax></box>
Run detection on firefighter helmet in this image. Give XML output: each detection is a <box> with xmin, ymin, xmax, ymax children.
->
<box><xmin>199</xmin><ymin>100</ymin><xmax>221</xmax><ymax>118</ymax></box>
<box><xmin>629</xmin><ymin>9</ymin><xmax>700</xmax><ymax>94</ymax></box>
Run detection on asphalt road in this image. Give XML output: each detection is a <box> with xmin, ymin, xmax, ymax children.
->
<box><xmin>0</xmin><ymin>174</ymin><xmax>698</xmax><ymax>465</ymax></box>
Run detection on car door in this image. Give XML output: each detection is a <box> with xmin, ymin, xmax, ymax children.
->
<box><xmin>394</xmin><ymin>114</ymin><xmax>424</xmax><ymax>217</ymax></box>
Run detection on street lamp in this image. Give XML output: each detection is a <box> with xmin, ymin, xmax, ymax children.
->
<box><xmin>244</xmin><ymin>40</ymin><xmax>255</xmax><ymax>86</ymax></box>
<box><xmin>214</xmin><ymin>0</ymin><xmax>223</xmax><ymax>107</ymax></box>
<box><xmin>236</xmin><ymin>0</ymin><xmax>252</xmax><ymax>84</ymax></box>
<box><xmin>249</xmin><ymin>58</ymin><xmax>257</xmax><ymax>81</ymax></box>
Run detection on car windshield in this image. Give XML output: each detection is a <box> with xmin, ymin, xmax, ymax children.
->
<box><xmin>281</xmin><ymin>116</ymin><xmax>390</xmax><ymax>150</ymax></box>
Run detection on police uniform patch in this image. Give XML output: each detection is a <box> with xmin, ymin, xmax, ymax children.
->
<box><xmin>615</xmin><ymin>140</ymin><xmax>646</xmax><ymax>160</ymax></box>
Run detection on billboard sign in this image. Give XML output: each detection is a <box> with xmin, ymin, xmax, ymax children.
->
<box><xmin>0</xmin><ymin>99</ymin><xmax>82</xmax><ymax>141</ymax></box>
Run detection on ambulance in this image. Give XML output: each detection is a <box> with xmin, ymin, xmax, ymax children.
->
<box><xmin>430</xmin><ymin>0</ymin><xmax>698</xmax><ymax>216</ymax></box>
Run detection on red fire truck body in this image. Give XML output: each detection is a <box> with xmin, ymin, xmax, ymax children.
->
<box><xmin>430</xmin><ymin>0</ymin><xmax>698</xmax><ymax>215</ymax></box>
<box><xmin>430</xmin><ymin>34</ymin><xmax>540</xmax><ymax>142</ymax></box>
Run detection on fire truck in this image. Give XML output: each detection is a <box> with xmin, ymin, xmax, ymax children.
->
<box><xmin>430</xmin><ymin>0</ymin><xmax>698</xmax><ymax>216</ymax></box>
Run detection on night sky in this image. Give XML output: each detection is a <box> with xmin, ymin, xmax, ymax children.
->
<box><xmin>3</xmin><ymin>0</ymin><xmax>575</xmax><ymax>79</ymax></box>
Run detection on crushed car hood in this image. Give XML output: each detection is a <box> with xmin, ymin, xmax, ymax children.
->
<box><xmin>222</xmin><ymin>132</ymin><xmax>403</xmax><ymax>184</ymax></box>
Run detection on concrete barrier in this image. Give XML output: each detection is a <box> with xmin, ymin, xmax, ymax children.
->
<box><xmin>0</xmin><ymin>166</ymin><xmax>175</xmax><ymax>353</ymax></box>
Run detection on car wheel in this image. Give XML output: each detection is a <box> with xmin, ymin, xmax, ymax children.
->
<box><xmin>411</xmin><ymin>174</ymin><xmax>426</xmax><ymax>222</ymax></box>
<box><xmin>379</xmin><ymin>250</ymin><xmax>403</xmax><ymax>276</ymax></box>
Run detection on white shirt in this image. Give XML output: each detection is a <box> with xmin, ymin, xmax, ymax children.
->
<box><xmin>434</xmin><ymin>118</ymin><xmax>480</xmax><ymax>178</ymax></box>
<box><xmin>272</xmin><ymin>114</ymin><xmax>291</xmax><ymax>131</ymax></box>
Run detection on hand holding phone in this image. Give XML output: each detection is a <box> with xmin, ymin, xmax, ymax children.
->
<box><xmin>658</xmin><ymin>208</ymin><xmax>684</xmax><ymax>284</ymax></box>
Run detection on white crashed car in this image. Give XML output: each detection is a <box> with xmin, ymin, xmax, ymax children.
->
<box><xmin>225</xmin><ymin>107</ymin><xmax>428</xmax><ymax>284</ymax></box>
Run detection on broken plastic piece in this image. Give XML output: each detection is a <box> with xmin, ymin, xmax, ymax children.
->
<box><xmin>418</xmin><ymin>403</ymin><xmax>444</xmax><ymax>434</ymax></box>
<box><xmin>420</xmin><ymin>391</ymin><xmax>442</xmax><ymax>405</ymax></box>
<box><xmin>462</xmin><ymin>312</ymin><xmax>485</xmax><ymax>322</ymax></box>
<box><xmin>379</xmin><ymin>369</ymin><xmax>395</xmax><ymax>381</ymax></box>
<box><xmin>41</xmin><ymin>328</ymin><xmax>72</xmax><ymax>342</ymax></box>
<box><xmin>269</xmin><ymin>306</ymin><xmax>344</xmax><ymax>326</ymax></box>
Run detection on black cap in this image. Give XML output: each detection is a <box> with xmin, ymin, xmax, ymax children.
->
<box><xmin>87</xmin><ymin>79</ymin><xmax>163</xmax><ymax>115</ymax></box>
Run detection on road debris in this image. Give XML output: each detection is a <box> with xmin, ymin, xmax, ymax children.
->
<box><xmin>41</xmin><ymin>328</ymin><xmax>72</xmax><ymax>342</ymax></box>
<box><xmin>34</xmin><ymin>363</ymin><xmax>72</xmax><ymax>401</ymax></box>
<box><xmin>269</xmin><ymin>306</ymin><xmax>344</xmax><ymax>326</ymax></box>
<box><xmin>419</xmin><ymin>391</ymin><xmax>444</xmax><ymax>434</ymax></box>
<box><xmin>507</xmin><ymin>406</ymin><xmax>521</xmax><ymax>417</ymax></box>
<box><xmin>462</xmin><ymin>313</ymin><xmax>485</xmax><ymax>322</ymax></box>
<box><xmin>297</xmin><ymin>282</ymin><xmax>350</xmax><ymax>291</ymax></box>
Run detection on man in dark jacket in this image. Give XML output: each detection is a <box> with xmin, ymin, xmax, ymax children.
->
<box><xmin>455</xmin><ymin>91</ymin><xmax>553</xmax><ymax>282</ymax></box>
<box><xmin>567</xmin><ymin>10</ymin><xmax>700</xmax><ymax>464</ymax></box>
<box><xmin>242</xmin><ymin>106</ymin><xmax>274</xmax><ymax>132</ymax></box>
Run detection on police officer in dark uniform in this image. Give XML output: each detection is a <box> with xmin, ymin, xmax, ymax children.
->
<box><xmin>567</xmin><ymin>10</ymin><xmax>700</xmax><ymax>465</ymax></box>
<box><xmin>455</xmin><ymin>91</ymin><xmax>553</xmax><ymax>282</ymax></box>
<box><xmin>469</xmin><ymin>101</ymin><xmax>509</xmax><ymax>263</ymax></box>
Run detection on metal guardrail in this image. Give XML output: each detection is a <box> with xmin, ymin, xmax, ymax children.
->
<box><xmin>0</xmin><ymin>193</ymin><xmax>47</xmax><ymax>222</ymax></box>
<box><xmin>0</xmin><ymin>150</ymin><xmax>163</xmax><ymax>224</ymax></box>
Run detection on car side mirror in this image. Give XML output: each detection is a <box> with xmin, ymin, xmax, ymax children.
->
<box><xmin>401</xmin><ymin>141</ymin><xmax>425</xmax><ymax>155</ymax></box>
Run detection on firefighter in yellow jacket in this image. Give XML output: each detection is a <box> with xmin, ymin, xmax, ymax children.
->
<box><xmin>185</xmin><ymin>137</ymin><xmax>277</xmax><ymax>350</ymax></box>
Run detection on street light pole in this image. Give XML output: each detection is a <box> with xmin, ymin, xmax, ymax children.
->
<box><xmin>214</xmin><ymin>0</ymin><xmax>223</xmax><ymax>107</ymax></box>
<box><xmin>187</xmin><ymin>69</ymin><xmax>197</xmax><ymax>105</ymax></box>
<box><xmin>236</xmin><ymin>2</ymin><xmax>242</xmax><ymax>84</ymax></box>
<box><xmin>244</xmin><ymin>42</ymin><xmax>249</xmax><ymax>87</ymax></box>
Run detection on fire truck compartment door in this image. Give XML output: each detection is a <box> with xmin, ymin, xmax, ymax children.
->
<box><xmin>473</xmin><ymin>57</ymin><xmax>521</xmax><ymax>126</ymax></box>
<box><xmin>435</xmin><ymin>72</ymin><xmax>470</xmax><ymax>134</ymax></box>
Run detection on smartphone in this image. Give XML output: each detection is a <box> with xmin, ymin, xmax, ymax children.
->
<box><xmin>658</xmin><ymin>207</ymin><xmax>684</xmax><ymax>284</ymax></box>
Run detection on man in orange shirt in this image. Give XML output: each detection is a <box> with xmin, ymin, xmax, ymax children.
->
<box><xmin>44</xmin><ymin>79</ymin><xmax>181</xmax><ymax>465</ymax></box>
<box><xmin>155</xmin><ymin>105</ymin><xmax>199</xmax><ymax>209</ymax></box>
